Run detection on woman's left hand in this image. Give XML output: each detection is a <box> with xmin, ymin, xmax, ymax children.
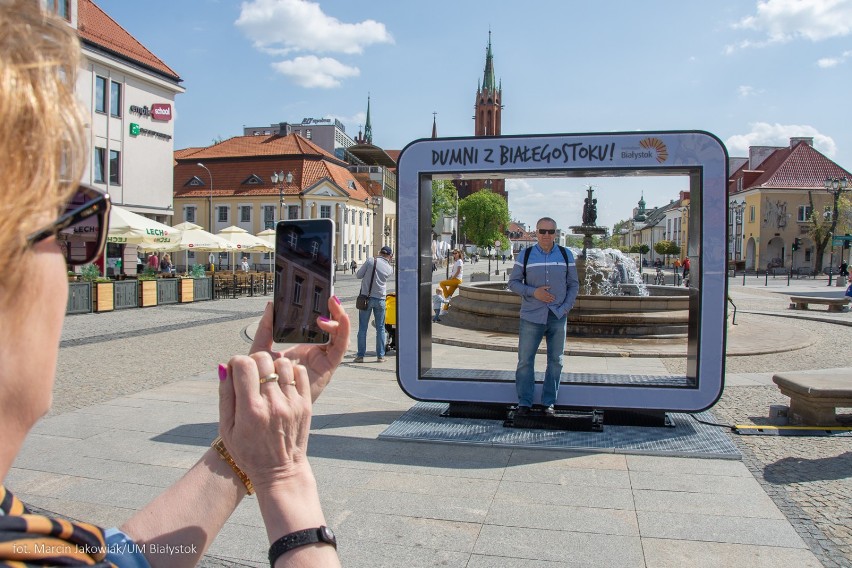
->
<box><xmin>250</xmin><ymin>297</ymin><xmax>350</xmax><ymax>402</ymax></box>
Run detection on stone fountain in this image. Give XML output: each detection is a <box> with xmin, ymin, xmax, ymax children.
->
<box><xmin>442</xmin><ymin>187</ymin><xmax>691</xmax><ymax>338</ymax></box>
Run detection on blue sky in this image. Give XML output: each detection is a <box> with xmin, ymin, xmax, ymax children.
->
<box><xmin>97</xmin><ymin>0</ymin><xmax>852</xmax><ymax>231</ymax></box>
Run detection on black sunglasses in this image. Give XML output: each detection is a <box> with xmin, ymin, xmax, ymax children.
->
<box><xmin>26</xmin><ymin>184</ymin><xmax>111</xmax><ymax>266</ymax></box>
<box><xmin>537</xmin><ymin>229</ymin><xmax>556</xmax><ymax>235</ymax></box>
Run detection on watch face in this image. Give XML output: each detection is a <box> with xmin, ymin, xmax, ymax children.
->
<box><xmin>320</xmin><ymin>525</ymin><xmax>337</xmax><ymax>546</ymax></box>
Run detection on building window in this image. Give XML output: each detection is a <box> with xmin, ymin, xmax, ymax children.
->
<box><xmin>366</xmin><ymin>213</ymin><xmax>370</xmax><ymax>227</ymax></box>
<box><xmin>185</xmin><ymin>206</ymin><xmax>196</xmax><ymax>223</ymax></box>
<box><xmin>93</xmin><ymin>147</ymin><xmax>105</xmax><ymax>183</ymax></box>
<box><xmin>749</xmin><ymin>206</ymin><xmax>755</xmax><ymax>223</ymax></box>
<box><xmin>320</xmin><ymin>205</ymin><xmax>331</xmax><ymax>219</ymax></box>
<box><xmin>359</xmin><ymin>212</ymin><xmax>363</xmax><ymax>225</ymax></box>
<box><xmin>293</xmin><ymin>276</ymin><xmax>304</xmax><ymax>305</ymax></box>
<box><xmin>218</xmin><ymin>206</ymin><xmax>228</xmax><ymax>223</ymax></box>
<box><xmin>287</xmin><ymin>230</ymin><xmax>298</xmax><ymax>249</ymax></box>
<box><xmin>108</xmin><ymin>150</ymin><xmax>120</xmax><ymax>185</ymax></box>
<box><xmin>110</xmin><ymin>81</ymin><xmax>121</xmax><ymax>117</ymax></box>
<box><xmin>310</xmin><ymin>241</ymin><xmax>319</xmax><ymax>259</ymax></box>
<box><xmin>95</xmin><ymin>76</ymin><xmax>107</xmax><ymax>113</ymax></box>
<box><xmin>240</xmin><ymin>205</ymin><xmax>251</xmax><ymax>223</ymax></box>
<box><xmin>306</xmin><ymin>129</ymin><xmax>312</xmax><ymax>140</ymax></box>
<box><xmin>47</xmin><ymin>0</ymin><xmax>70</xmax><ymax>19</ymax></box>
<box><xmin>263</xmin><ymin>206</ymin><xmax>275</xmax><ymax>229</ymax></box>
<box><xmin>288</xmin><ymin>205</ymin><xmax>299</xmax><ymax>220</ymax></box>
<box><xmin>350</xmin><ymin>244</ymin><xmax>354</xmax><ymax>261</ymax></box>
<box><xmin>313</xmin><ymin>286</ymin><xmax>322</xmax><ymax>312</ymax></box>
<box><xmin>797</xmin><ymin>205</ymin><xmax>812</xmax><ymax>222</ymax></box>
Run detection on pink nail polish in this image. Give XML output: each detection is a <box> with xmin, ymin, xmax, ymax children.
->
<box><xmin>218</xmin><ymin>364</ymin><xmax>228</xmax><ymax>382</ymax></box>
<box><xmin>319</xmin><ymin>316</ymin><xmax>331</xmax><ymax>323</ymax></box>
<box><xmin>333</xmin><ymin>296</ymin><xmax>341</xmax><ymax>305</ymax></box>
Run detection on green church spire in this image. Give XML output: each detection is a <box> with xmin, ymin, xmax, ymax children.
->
<box><xmin>364</xmin><ymin>94</ymin><xmax>372</xmax><ymax>145</ymax></box>
<box><xmin>482</xmin><ymin>30</ymin><xmax>496</xmax><ymax>92</ymax></box>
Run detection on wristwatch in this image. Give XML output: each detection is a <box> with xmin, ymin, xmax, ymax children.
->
<box><xmin>268</xmin><ymin>526</ymin><xmax>337</xmax><ymax>566</ymax></box>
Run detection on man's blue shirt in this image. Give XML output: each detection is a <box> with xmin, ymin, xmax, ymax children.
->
<box><xmin>507</xmin><ymin>244</ymin><xmax>580</xmax><ymax>324</ymax></box>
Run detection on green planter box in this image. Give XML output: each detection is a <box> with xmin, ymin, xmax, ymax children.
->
<box><xmin>193</xmin><ymin>277</ymin><xmax>213</xmax><ymax>301</ymax></box>
<box><xmin>67</xmin><ymin>281</ymin><xmax>92</xmax><ymax>314</ymax></box>
<box><xmin>157</xmin><ymin>278</ymin><xmax>179</xmax><ymax>305</ymax></box>
<box><xmin>113</xmin><ymin>280</ymin><xmax>138</xmax><ymax>310</ymax></box>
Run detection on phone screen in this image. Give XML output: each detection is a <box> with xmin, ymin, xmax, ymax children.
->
<box><xmin>273</xmin><ymin>219</ymin><xmax>335</xmax><ymax>344</ymax></box>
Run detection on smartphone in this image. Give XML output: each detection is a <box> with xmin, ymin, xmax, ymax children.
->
<box><xmin>273</xmin><ymin>218</ymin><xmax>335</xmax><ymax>344</ymax></box>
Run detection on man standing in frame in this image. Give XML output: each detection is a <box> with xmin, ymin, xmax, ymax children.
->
<box><xmin>507</xmin><ymin>217</ymin><xmax>580</xmax><ymax>416</ymax></box>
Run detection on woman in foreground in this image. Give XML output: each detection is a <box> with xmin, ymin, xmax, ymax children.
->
<box><xmin>0</xmin><ymin>2</ymin><xmax>347</xmax><ymax>566</ymax></box>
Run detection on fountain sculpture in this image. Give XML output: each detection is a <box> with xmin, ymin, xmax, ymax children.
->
<box><xmin>442</xmin><ymin>187</ymin><xmax>690</xmax><ymax>337</ymax></box>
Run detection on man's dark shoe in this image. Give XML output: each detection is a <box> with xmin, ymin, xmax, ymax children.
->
<box><xmin>516</xmin><ymin>405</ymin><xmax>530</xmax><ymax>416</ymax></box>
<box><xmin>543</xmin><ymin>405</ymin><xmax>556</xmax><ymax>416</ymax></box>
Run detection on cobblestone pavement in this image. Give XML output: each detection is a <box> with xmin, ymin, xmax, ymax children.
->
<box><xmin>704</xmin><ymin>283</ymin><xmax>852</xmax><ymax>568</ymax></box>
<box><xmin>51</xmin><ymin>272</ymin><xmax>852</xmax><ymax>567</ymax></box>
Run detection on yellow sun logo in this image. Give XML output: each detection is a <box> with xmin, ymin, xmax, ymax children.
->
<box><xmin>640</xmin><ymin>137</ymin><xmax>668</xmax><ymax>163</ymax></box>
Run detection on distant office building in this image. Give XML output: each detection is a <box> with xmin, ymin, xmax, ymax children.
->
<box><xmin>244</xmin><ymin>119</ymin><xmax>355</xmax><ymax>161</ymax></box>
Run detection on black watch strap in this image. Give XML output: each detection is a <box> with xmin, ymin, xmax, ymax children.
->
<box><xmin>268</xmin><ymin>526</ymin><xmax>337</xmax><ymax>566</ymax></box>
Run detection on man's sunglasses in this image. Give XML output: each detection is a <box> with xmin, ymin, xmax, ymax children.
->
<box><xmin>26</xmin><ymin>185</ymin><xmax>111</xmax><ymax>266</ymax></box>
<box><xmin>537</xmin><ymin>229</ymin><xmax>556</xmax><ymax>235</ymax></box>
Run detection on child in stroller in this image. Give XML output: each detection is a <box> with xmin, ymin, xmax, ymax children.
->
<box><xmin>384</xmin><ymin>293</ymin><xmax>397</xmax><ymax>352</ymax></box>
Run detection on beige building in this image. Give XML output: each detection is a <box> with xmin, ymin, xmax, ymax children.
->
<box><xmin>729</xmin><ymin>138</ymin><xmax>851</xmax><ymax>272</ymax></box>
<box><xmin>174</xmin><ymin>134</ymin><xmax>393</xmax><ymax>270</ymax></box>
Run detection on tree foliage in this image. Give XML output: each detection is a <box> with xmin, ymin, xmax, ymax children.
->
<box><xmin>431</xmin><ymin>180</ymin><xmax>458</xmax><ymax>228</ymax></box>
<box><xmin>629</xmin><ymin>244</ymin><xmax>650</xmax><ymax>255</ymax></box>
<box><xmin>458</xmin><ymin>189</ymin><xmax>510</xmax><ymax>250</ymax></box>
<box><xmin>654</xmin><ymin>240</ymin><xmax>680</xmax><ymax>262</ymax></box>
<box><xmin>805</xmin><ymin>189</ymin><xmax>849</xmax><ymax>272</ymax></box>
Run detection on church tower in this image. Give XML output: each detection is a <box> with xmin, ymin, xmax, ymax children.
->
<box><xmin>456</xmin><ymin>32</ymin><xmax>506</xmax><ymax>199</ymax></box>
<box><xmin>475</xmin><ymin>31</ymin><xmax>501</xmax><ymax>137</ymax></box>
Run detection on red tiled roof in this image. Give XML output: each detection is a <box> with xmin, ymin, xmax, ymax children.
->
<box><xmin>731</xmin><ymin>142</ymin><xmax>850</xmax><ymax>192</ymax></box>
<box><xmin>174</xmin><ymin>145</ymin><xmax>369</xmax><ymax>203</ymax></box>
<box><xmin>189</xmin><ymin>133</ymin><xmax>343</xmax><ymax>163</ymax></box>
<box><xmin>78</xmin><ymin>0</ymin><xmax>181</xmax><ymax>81</ymax></box>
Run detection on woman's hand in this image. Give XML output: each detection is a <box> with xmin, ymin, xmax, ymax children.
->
<box><xmin>250</xmin><ymin>297</ymin><xmax>350</xmax><ymax>402</ymax></box>
<box><xmin>218</xmin><ymin>353</ymin><xmax>312</xmax><ymax>491</ymax></box>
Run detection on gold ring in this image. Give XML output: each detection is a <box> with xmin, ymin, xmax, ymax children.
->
<box><xmin>259</xmin><ymin>373</ymin><xmax>279</xmax><ymax>384</ymax></box>
<box><xmin>287</xmin><ymin>380</ymin><xmax>296</xmax><ymax>386</ymax></box>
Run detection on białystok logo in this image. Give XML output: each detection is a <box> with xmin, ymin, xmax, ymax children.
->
<box><xmin>639</xmin><ymin>137</ymin><xmax>668</xmax><ymax>163</ymax></box>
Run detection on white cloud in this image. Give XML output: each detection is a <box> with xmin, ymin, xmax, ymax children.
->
<box><xmin>728</xmin><ymin>0</ymin><xmax>852</xmax><ymax>52</ymax></box>
<box><xmin>236</xmin><ymin>0</ymin><xmax>393</xmax><ymax>55</ymax></box>
<box><xmin>271</xmin><ymin>56</ymin><xmax>359</xmax><ymax>88</ymax></box>
<box><xmin>725</xmin><ymin>122</ymin><xmax>837</xmax><ymax>157</ymax></box>
<box><xmin>738</xmin><ymin>85</ymin><xmax>760</xmax><ymax>97</ymax></box>
<box><xmin>817</xmin><ymin>49</ymin><xmax>852</xmax><ymax>66</ymax></box>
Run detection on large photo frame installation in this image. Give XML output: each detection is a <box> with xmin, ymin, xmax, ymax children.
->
<box><xmin>395</xmin><ymin>131</ymin><xmax>728</xmax><ymax>412</ymax></box>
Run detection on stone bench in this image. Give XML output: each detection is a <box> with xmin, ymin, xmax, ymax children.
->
<box><xmin>773</xmin><ymin>368</ymin><xmax>852</xmax><ymax>425</ymax></box>
<box><xmin>788</xmin><ymin>295</ymin><xmax>849</xmax><ymax>312</ymax></box>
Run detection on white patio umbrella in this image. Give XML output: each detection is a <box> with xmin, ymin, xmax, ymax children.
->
<box><xmin>216</xmin><ymin>225</ymin><xmax>273</xmax><ymax>271</ymax></box>
<box><xmin>150</xmin><ymin>222</ymin><xmax>237</xmax><ymax>271</ymax></box>
<box><xmin>107</xmin><ymin>206</ymin><xmax>181</xmax><ymax>248</ymax></box>
<box><xmin>256</xmin><ymin>228</ymin><xmax>277</xmax><ymax>271</ymax></box>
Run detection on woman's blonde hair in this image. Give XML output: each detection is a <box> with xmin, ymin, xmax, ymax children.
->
<box><xmin>0</xmin><ymin>0</ymin><xmax>87</xmax><ymax>300</ymax></box>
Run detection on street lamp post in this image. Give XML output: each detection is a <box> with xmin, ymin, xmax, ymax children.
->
<box><xmin>272</xmin><ymin>171</ymin><xmax>293</xmax><ymax>221</ymax></box>
<box><xmin>196</xmin><ymin>163</ymin><xmax>213</xmax><ymax>232</ymax></box>
<box><xmin>364</xmin><ymin>195</ymin><xmax>382</xmax><ymax>255</ymax></box>
<box><xmin>824</xmin><ymin>177</ymin><xmax>849</xmax><ymax>287</ymax></box>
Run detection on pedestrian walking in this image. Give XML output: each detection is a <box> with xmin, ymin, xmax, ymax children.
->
<box><xmin>354</xmin><ymin>247</ymin><xmax>394</xmax><ymax>363</ymax></box>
